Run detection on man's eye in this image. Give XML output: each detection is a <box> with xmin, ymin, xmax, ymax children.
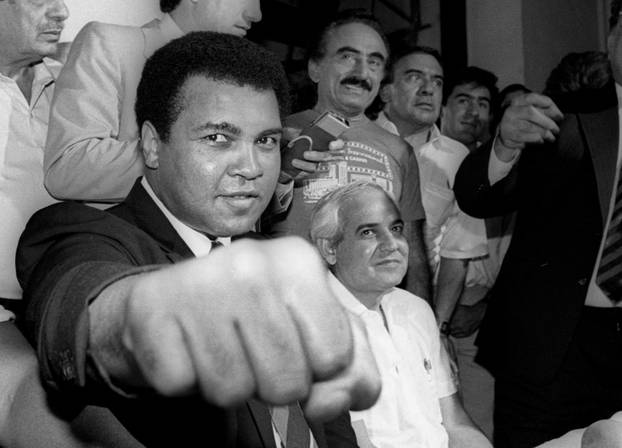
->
<box><xmin>369</xmin><ymin>59</ymin><xmax>384</xmax><ymax>70</ymax></box>
<box><xmin>433</xmin><ymin>79</ymin><xmax>443</xmax><ymax>88</ymax></box>
<box><xmin>405</xmin><ymin>74</ymin><xmax>421</xmax><ymax>83</ymax></box>
<box><xmin>340</xmin><ymin>53</ymin><xmax>356</xmax><ymax>63</ymax></box>
<box><xmin>360</xmin><ymin>229</ymin><xmax>375</xmax><ymax>237</ymax></box>
<box><xmin>202</xmin><ymin>133</ymin><xmax>229</xmax><ymax>144</ymax></box>
<box><xmin>256</xmin><ymin>136</ymin><xmax>280</xmax><ymax>149</ymax></box>
<box><xmin>391</xmin><ymin>224</ymin><xmax>404</xmax><ymax>234</ymax></box>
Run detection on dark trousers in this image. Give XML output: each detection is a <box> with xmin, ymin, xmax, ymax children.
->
<box><xmin>494</xmin><ymin>306</ymin><xmax>622</xmax><ymax>448</ymax></box>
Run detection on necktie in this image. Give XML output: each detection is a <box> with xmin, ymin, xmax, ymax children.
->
<box><xmin>596</xmin><ymin>173</ymin><xmax>622</xmax><ymax>302</ymax></box>
<box><xmin>271</xmin><ymin>404</ymin><xmax>311</xmax><ymax>448</ymax></box>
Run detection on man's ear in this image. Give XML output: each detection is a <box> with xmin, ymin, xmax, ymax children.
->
<box><xmin>141</xmin><ymin>121</ymin><xmax>161</xmax><ymax>170</ymax></box>
<box><xmin>317</xmin><ymin>238</ymin><xmax>337</xmax><ymax>266</ymax></box>
<box><xmin>379</xmin><ymin>83</ymin><xmax>393</xmax><ymax>104</ymax></box>
<box><xmin>308</xmin><ymin>58</ymin><xmax>321</xmax><ymax>84</ymax></box>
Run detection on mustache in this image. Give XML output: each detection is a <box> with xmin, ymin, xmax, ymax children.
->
<box><xmin>341</xmin><ymin>76</ymin><xmax>372</xmax><ymax>91</ymax></box>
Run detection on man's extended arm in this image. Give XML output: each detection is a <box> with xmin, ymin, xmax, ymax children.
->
<box><xmin>454</xmin><ymin>93</ymin><xmax>563</xmax><ymax>219</ymax></box>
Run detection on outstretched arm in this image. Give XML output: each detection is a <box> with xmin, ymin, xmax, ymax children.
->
<box><xmin>88</xmin><ymin>237</ymin><xmax>381</xmax><ymax>421</ymax></box>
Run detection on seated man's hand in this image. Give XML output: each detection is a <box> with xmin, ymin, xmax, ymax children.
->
<box><xmin>115</xmin><ymin>237</ymin><xmax>381</xmax><ymax>421</ymax></box>
<box><xmin>495</xmin><ymin>93</ymin><xmax>563</xmax><ymax>161</ymax></box>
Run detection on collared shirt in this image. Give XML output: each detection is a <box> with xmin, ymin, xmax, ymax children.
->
<box><xmin>141</xmin><ymin>177</ymin><xmax>230</xmax><ymax>255</ymax></box>
<box><xmin>328</xmin><ymin>274</ymin><xmax>456</xmax><ymax>448</ymax></box>
<box><xmin>417</xmin><ymin>134</ymin><xmax>487</xmax><ymax>270</ymax></box>
<box><xmin>374</xmin><ymin>110</ymin><xmax>441</xmax><ymax>153</ymax></box>
<box><xmin>0</xmin><ymin>58</ymin><xmax>61</xmax><ymax>309</ymax></box>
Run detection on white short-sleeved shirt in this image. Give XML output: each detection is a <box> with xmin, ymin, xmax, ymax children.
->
<box><xmin>328</xmin><ymin>274</ymin><xmax>456</xmax><ymax>448</ymax></box>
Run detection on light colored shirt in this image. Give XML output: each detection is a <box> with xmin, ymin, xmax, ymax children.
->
<box><xmin>416</xmin><ymin>134</ymin><xmax>487</xmax><ymax>269</ymax></box>
<box><xmin>141</xmin><ymin>177</ymin><xmax>229</xmax><ymax>255</ymax></box>
<box><xmin>328</xmin><ymin>274</ymin><xmax>456</xmax><ymax>448</ymax></box>
<box><xmin>0</xmin><ymin>58</ymin><xmax>61</xmax><ymax>310</ymax></box>
<box><xmin>375</xmin><ymin>110</ymin><xmax>441</xmax><ymax>153</ymax></box>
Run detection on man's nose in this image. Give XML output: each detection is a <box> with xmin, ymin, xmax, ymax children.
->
<box><xmin>379</xmin><ymin>231</ymin><xmax>400</xmax><ymax>252</ymax></box>
<box><xmin>49</xmin><ymin>0</ymin><xmax>69</xmax><ymax>21</ymax></box>
<box><xmin>244</xmin><ymin>0</ymin><xmax>262</xmax><ymax>24</ymax></box>
<box><xmin>230</xmin><ymin>143</ymin><xmax>263</xmax><ymax>180</ymax></box>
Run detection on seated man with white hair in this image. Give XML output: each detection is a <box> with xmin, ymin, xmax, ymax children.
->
<box><xmin>309</xmin><ymin>181</ymin><xmax>492</xmax><ymax>448</ymax></box>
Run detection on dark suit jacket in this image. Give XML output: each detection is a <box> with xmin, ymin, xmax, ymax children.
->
<box><xmin>16</xmin><ymin>180</ymin><xmax>358</xmax><ymax>448</ymax></box>
<box><xmin>453</xmin><ymin>89</ymin><xmax>619</xmax><ymax>385</ymax></box>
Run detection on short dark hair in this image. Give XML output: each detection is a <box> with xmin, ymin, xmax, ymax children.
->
<box><xmin>442</xmin><ymin>66</ymin><xmax>498</xmax><ymax>106</ymax></box>
<box><xmin>610</xmin><ymin>0</ymin><xmax>622</xmax><ymax>29</ymax></box>
<box><xmin>384</xmin><ymin>44</ymin><xmax>443</xmax><ymax>85</ymax></box>
<box><xmin>307</xmin><ymin>9</ymin><xmax>389</xmax><ymax>62</ymax></box>
<box><xmin>135</xmin><ymin>32</ymin><xmax>290</xmax><ymax>142</ymax></box>
<box><xmin>544</xmin><ymin>51</ymin><xmax>612</xmax><ymax>96</ymax></box>
<box><xmin>543</xmin><ymin>51</ymin><xmax>614</xmax><ymax>113</ymax></box>
<box><xmin>160</xmin><ymin>0</ymin><xmax>182</xmax><ymax>13</ymax></box>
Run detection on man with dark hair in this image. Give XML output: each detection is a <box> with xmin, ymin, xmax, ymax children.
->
<box><xmin>441</xmin><ymin>66</ymin><xmax>498</xmax><ymax>151</ymax></box>
<box><xmin>425</xmin><ymin>65</ymin><xmax>499</xmax><ymax>439</ymax></box>
<box><xmin>271</xmin><ymin>10</ymin><xmax>431</xmax><ymax>301</ymax></box>
<box><xmin>375</xmin><ymin>45</ymin><xmax>445</xmax><ymax>152</ymax></box>
<box><xmin>44</xmin><ymin>0</ymin><xmax>264</xmax><ymax>202</ymax></box>
<box><xmin>18</xmin><ymin>32</ymin><xmax>380</xmax><ymax>448</ymax></box>
<box><xmin>453</xmin><ymin>0</ymin><xmax>622</xmax><ymax>445</ymax></box>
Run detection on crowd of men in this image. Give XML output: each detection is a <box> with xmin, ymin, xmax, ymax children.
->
<box><xmin>2</xmin><ymin>0</ymin><xmax>622</xmax><ymax>447</ymax></box>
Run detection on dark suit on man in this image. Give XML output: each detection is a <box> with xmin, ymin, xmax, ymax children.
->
<box><xmin>16</xmin><ymin>179</ymin><xmax>358</xmax><ymax>448</ymax></box>
<box><xmin>454</xmin><ymin>83</ymin><xmax>622</xmax><ymax>447</ymax></box>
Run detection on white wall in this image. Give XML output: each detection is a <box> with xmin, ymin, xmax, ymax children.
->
<box><xmin>466</xmin><ymin>0</ymin><xmax>525</xmax><ymax>90</ymax></box>
<box><xmin>60</xmin><ymin>0</ymin><xmax>161</xmax><ymax>42</ymax></box>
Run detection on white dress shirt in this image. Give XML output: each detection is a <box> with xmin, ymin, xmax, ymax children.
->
<box><xmin>329</xmin><ymin>274</ymin><xmax>456</xmax><ymax>448</ymax></box>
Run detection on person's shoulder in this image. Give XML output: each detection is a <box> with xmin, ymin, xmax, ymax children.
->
<box><xmin>386</xmin><ymin>287</ymin><xmax>434</xmax><ymax>315</ymax></box>
<box><xmin>432</xmin><ymin>135</ymin><xmax>469</xmax><ymax>157</ymax></box>
<box><xmin>72</xmin><ymin>21</ymin><xmax>143</xmax><ymax>53</ymax></box>
<box><xmin>365</xmin><ymin>119</ymin><xmax>410</xmax><ymax>147</ymax></box>
<box><xmin>284</xmin><ymin>109</ymin><xmax>317</xmax><ymax>129</ymax></box>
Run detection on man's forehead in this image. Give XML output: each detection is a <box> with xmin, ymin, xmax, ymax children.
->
<box><xmin>397</xmin><ymin>53</ymin><xmax>442</xmax><ymax>75</ymax></box>
<box><xmin>341</xmin><ymin>189</ymin><xmax>400</xmax><ymax>226</ymax></box>
<box><xmin>325</xmin><ymin>22</ymin><xmax>388</xmax><ymax>56</ymax></box>
<box><xmin>178</xmin><ymin>76</ymin><xmax>281</xmax><ymax>128</ymax></box>
<box><xmin>449</xmin><ymin>83</ymin><xmax>491</xmax><ymax>100</ymax></box>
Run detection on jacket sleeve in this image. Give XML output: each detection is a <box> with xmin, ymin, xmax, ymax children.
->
<box><xmin>44</xmin><ymin>22</ymin><xmax>144</xmax><ymax>203</ymax></box>
<box><xmin>453</xmin><ymin>139</ymin><xmax>520</xmax><ymax>219</ymax></box>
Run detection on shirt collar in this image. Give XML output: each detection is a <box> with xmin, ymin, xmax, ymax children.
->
<box><xmin>141</xmin><ymin>177</ymin><xmax>230</xmax><ymax>257</ymax></box>
<box><xmin>375</xmin><ymin>110</ymin><xmax>400</xmax><ymax>136</ymax></box>
<box><xmin>327</xmin><ymin>272</ymin><xmax>392</xmax><ymax>317</ymax></box>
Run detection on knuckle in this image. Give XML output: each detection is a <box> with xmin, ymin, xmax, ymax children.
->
<box><xmin>258</xmin><ymin>372</ymin><xmax>310</xmax><ymax>404</ymax></box>
<box><xmin>204</xmin><ymin>376</ymin><xmax>255</xmax><ymax>407</ymax></box>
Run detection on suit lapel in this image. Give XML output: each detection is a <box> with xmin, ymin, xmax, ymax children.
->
<box><xmin>121</xmin><ymin>180</ymin><xmax>194</xmax><ymax>259</ymax></box>
<box><xmin>580</xmin><ymin>105</ymin><xmax>619</xmax><ymax>227</ymax></box>
<box><xmin>247</xmin><ymin>400</ymin><xmax>277</xmax><ymax>448</ymax></box>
